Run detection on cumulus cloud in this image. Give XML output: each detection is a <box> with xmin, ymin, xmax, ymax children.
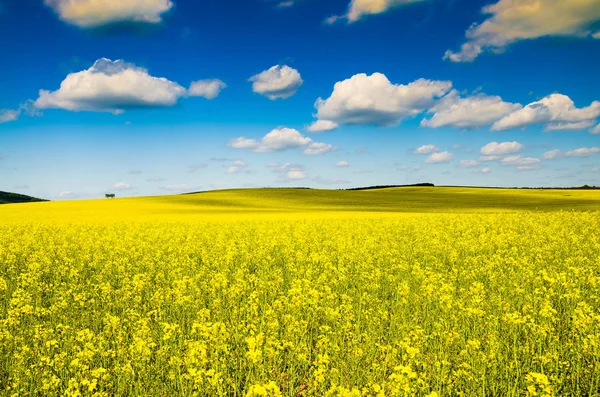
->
<box><xmin>34</xmin><ymin>58</ymin><xmax>190</xmax><ymax>114</ymax></box>
<box><xmin>306</xmin><ymin>120</ymin><xmax>339</xmax><ymax>133</ymax></box>
<box><xmin>480</xmin><ymin>141</ymin><xmax>524</xmax><ymax>156</ymax></box>
<box><xmin>481</xmin><ymin>167</ymin><xmax>491</xmax><ymax>174</ymax></box>
<box><xmin>542</xmin><ymin>149</ymin><xmax>563</xmax><ymax>160</ymax></box>
<box><xmin>591</xmin><ymin>124</ymin><xmax>600</xmax><ymax>135</ymax></box>
<box><xmin>0</xmin><ymin>101</ymin><xmax>40</xmax><ymax>124</ymax></box>
<box><xmin>500</xmin><ymin>155</ymin><xmax>541</xmax><ymax>170</ymax></box>
<box><xmin>459</xmin><ymin>160</ymin><xmax>480</xmax><ymax>167</ymax></box>
<box><xmin>0</xmin><ymin>109</ymin><xmax>20</xmax><ymax>124</ymax></box>
<box><xmin>45</xmin><ymin>0</ymin><xmax>174</xmax><ymax>28</ymax></box>
<box><xmin>304</xmin><ymin>142</ymin><xmax>336</xmax><ymax>155</ymax></box>
<box><xmin>314</xmin><ymin>73</ymin><xmax>452</xmax><ymax>127</ymax></box>
<box><xmin>336</xmin><ymin>160</ymin><xmax>349</xmax><ymax>167</ymax></box>
<box><xmin>58</xmin><ymin>191</ymin><xmax>76</xmax><ymax>198</ymax></box>
<box><xmin>227</xmin><ymin>138</ymin><xmax>260</xmax><ymax>150</ymax></box>
<box><xmin>227</xmin><ymin>127</ymin><xmax>335</xmax><ymax>155</ymax></box>
<box><xmin>445</xmin><ymin>0</ymin><xmax>600</xmax><ymax>62</ymax></box>
<box><xmin>425</xmin><ymin>151</ymin><xmax>454</xmax><ymax>164</ymax></box>
<box><xmin>277</xmin><ymin>1</ymin><xmax>295</xmax><ymax>7</ymax></box>
<box><xmin>112</xmin><ymin>182</ymin><xmax>134</xmax><ymax>191</ymax></box>
<box><xmin>543</xmin><ymin>120</ymin><xmax>597</xmax><ymax>131</ymax></box>
<box><xmin>565</xmin><ymin>147</ymin><xmax>600</xmax><ymax>157</ymax></box>
<box><xmin>272</xmin><ymin>163</ymin><xmax>308</xmax><ymax>181</ymax></box>
<box><xmin>188</xmin><ymin>79</ymin><xmax>227</xmax><ymax>99</ymax></box>
<box><xmin>492</xmin><ymin>94</ymin><xmax>600</xmax><ymax>131</ymax></box>
<box><xmin>479</xmin><ymin>155</ymin><xmax>502</xmax><ymax>162</ymax></box>
<box><xmin>249</xmin><ymin>65</ymin><xmax>303</xmax><ymax>100</ymax></box>
<box><xmin>233</xmin><ymin>160</ymin><xmax>247</xmax><ymax>167</ymax></box>
<box><xmin>287</xmin><ymin>169</ymin><xmax>308</xmax><ymax>180</ymax></box>
<box><xmin>328</xmin><ymin>0</ymin><xmax>430</xmax><ymax>23</ymax></box>
<box><xmin>420</xmin><ymin>90</ymin><xmax>522</xmax><ymax>129</ymax></box>
<box><xmin>414</xmin><ymin>144</ymin><xmax>439</xmax><ymax>155</ymax></box>
<box><xmin>226</xmin><ymin>167</ymin><xmax>240</xmax><ymax>174</ymax></box>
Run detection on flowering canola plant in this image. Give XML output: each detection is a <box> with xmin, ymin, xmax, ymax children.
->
<box><xmin>0</xmin><ymin>193</ymin><xmax>599</xmax><ymax>396</ymax></box>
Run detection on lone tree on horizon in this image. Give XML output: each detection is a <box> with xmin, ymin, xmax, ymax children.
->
<box><xmin>105</xmin><ymin>193</ymin><xmax>116</xmax><ymax>199</ymax></box>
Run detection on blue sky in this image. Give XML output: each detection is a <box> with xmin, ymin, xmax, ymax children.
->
<box><xmin>1</xmin><ymin>0</ymin><xmax>600</xmax><ymax>199</ymax></box>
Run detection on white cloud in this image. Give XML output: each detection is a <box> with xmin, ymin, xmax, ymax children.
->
<box><xmin>287</xmin><ymin>169</ymin><xmax>307</xmax><ymax>180</ymax></box>
<box><xmin>233</xmin><ymin>160</ymin><xmax>246</xmax><ymax>167</ymax></box>
<box><xmin>45</xmin><ymin>0</ymin><xmax>174</xmax><ymax>28</ymax></box>
<box><xmin>267</xmin><ymin>162</ymin><xmax>280</xmax><ymax>168</ymax></box>
<box><xmin>589</xmin><ymin>124</ymin><xmax>600</xmax><ymax>134</ymax></box>
<box><xmin>306</xmin><ymin>120</ymin><xmax>339</xmax><ymax>133</ymax></box>
<box><xmin>565</xmin><ymin>147</ymin><xmax>600</xmax><ymax>157</ymax></box>
<box><xmin>58</xmin><ymin>191</ymin><xmax>76</xmax><ymax>198</ymax></box>
<box><xmin>479</xmin><ymin>155</ymin><xmax>502</xmax><ymax>162</ymax></box>
<box><xmin>277</xmin><ymin>1</ymin><xmax>295</xmax><ymax>8</ymax></box>
<box><xmin>314</xmin><ymin>73</ymin><xmax>452</xmax><ymax>127</ymax></box>
<box><xmin>329</xmin><ymin>0</ymin><xmax>430</xmax><ymax>23</ymax></box>
<box><xmin>459</xmin><ymin>160</ymin><xmax>480</xmax><ymax>167</ymax></box>
<box><xmin>188</xmin><ymin>79</ymin><xmax>227</xmax><ymax>99</ymax></box>
<box><xmin>256</xmin><ymin>127</ymin><xmax>311</xmax><ymax>152</ymax></box>
<box><xmin>445</xmin><ymin>0</ymin><xmax>600</xmax><ymax>62</ymax></box>
<box><xmin>481</xmin><ymin>141</ymin><xmax>523</xmax><ymax>156</ymax></box>
<box><xmin>273</xmin><ymin>163</ymin><xmax>308</xmax><ymax>181</ymax></box>
<box><xmin>425</xmin><ymin>151</ymin><xmax>454</xmax><ymax>164</ymax></box>
<box><xmin>492</xmin><ymin>94</ymin><xmax>600</xmax><ymax>131</ymax></box>
<box><xmin>0</xmin><ymin>109</ymin><xmax>19</xmax><ymax>124</ymax></box>
<box><xmin>336</xmin><ymin>160</ymin><xmax>349</xmax><ymax>167</ymax></box>
<box><xmin>249</xmin><ymin>65</ymin><xmax>303</xmax><ymax>100</ymax></box>
<box><xmin>227</xmin><ymin>127</ymin><xmax>335</xmax><ymax>155</ymax></box>
<box><xmin>226</xmin><ymin>167</ymin><xmax>240</xmax><ymax>174</ymax></box>
<box><xmin>228</xmin><ymin>137</ymin><xmax>260</xmax><ymax>149</ymax></box>
<box><xmin>34</xmin><ymin>58</ymin><xmax>188</xmax><ymax>114</ymax></box>
<box><xmin>500</xmin><ymin>155</ymin><xmax>541</xmax><ymax>170</ymax></box>
<box><xmin>542</xmin><ymin>149</ymin><xmax>563</xmax><ymax>160</ymax></box>
<box><xmin>481</xmin><ymin>167</ymin><xmax>491</xmax><ymax>174</ymax></box>
<box><xmin>414</xmin><ymin>144</ymin><xmax>439</xmax><ymax>155</ymax></box>
<box><xmin>112</xmin><ymin>182</ymin><xmax>134</xmax><ymax>191</ymax></box>
<box><xmin>543</xmin><ymin>120</ymin><xmax>596</xmax><ymax>131</ymax></box>
<box><xmin>304</xmin><ymin>142</ymin><xmax>336</xmax><ymax>156</ymax></box>
<box><xmin>421</xmin><ymin>90</ymin><xmax>522</xmax><ymax>129</ymax></box>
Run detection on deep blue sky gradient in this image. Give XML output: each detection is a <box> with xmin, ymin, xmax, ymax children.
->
<box><xmin>1</xmin><ymin>0</ymin><xmax>599</xmax><ymax>199</ymax></box>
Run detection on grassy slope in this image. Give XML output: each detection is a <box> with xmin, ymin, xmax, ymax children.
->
<box><xmin>1</xmin><ymin>187</ymin><xmax>599</xmax><ymax>223</ymax></box>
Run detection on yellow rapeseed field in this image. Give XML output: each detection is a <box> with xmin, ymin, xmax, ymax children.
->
<box><xmin>1</xmin><ymin>188</ymin><xmax>599</xmax><ymax>396</ymax></box>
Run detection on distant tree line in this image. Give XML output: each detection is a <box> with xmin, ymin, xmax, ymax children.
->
<box><xmin>0</xmin><ymin>191</ymin><xmax>48</xmax><ymax>205</ymax></box>
<box><xmin>345</xmin><ymin>183</ymin><xmax>435</xmax><ymax>191</ymax></box>
<box><xmin>105</xmin><ymin>194</ymin><xmax>116</xmax><ymax>199</ymax></box>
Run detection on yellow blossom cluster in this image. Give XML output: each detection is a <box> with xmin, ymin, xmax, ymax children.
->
<box><xmin>1</xmin><ymin>210</ymin><xmax>599</xmax><ymax>395</ymax></box>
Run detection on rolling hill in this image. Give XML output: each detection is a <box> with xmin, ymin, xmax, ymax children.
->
<box><xmin>1</xmin><ymin>186</ymin><xmax>599</xmax><ymax>223</ymax></box>
<box><xmin>0</xmin><ymin>191</ymin><xmax>47</xmax><ymax>205</ymax></box>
